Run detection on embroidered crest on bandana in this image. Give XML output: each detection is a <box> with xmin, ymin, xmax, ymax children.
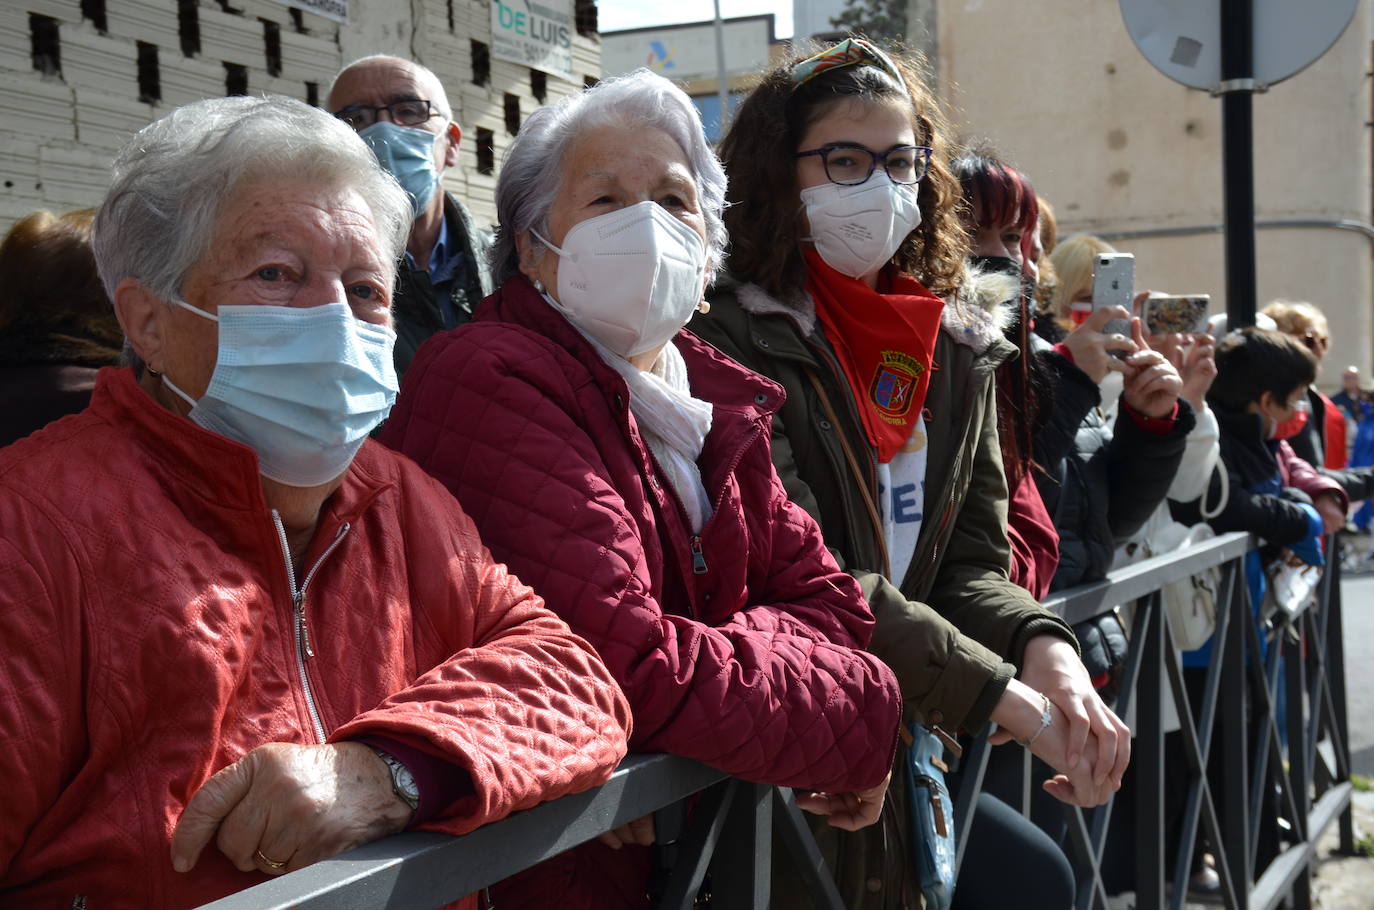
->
<box><xmin>869</xmin><ymin>351</ymin><xmax>925</xmax><ymax>424</ymax></box>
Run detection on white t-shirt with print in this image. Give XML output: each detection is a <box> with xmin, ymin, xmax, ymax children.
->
<box><xmin>876</xmin><ymin>414</ymin><xmax>929</xmax><ymax>586</ymax></box>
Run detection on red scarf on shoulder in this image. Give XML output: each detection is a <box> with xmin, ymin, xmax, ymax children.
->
<box><xmin>805</xmin><ymin>249</ymin><xmax>944</xmax><ymax>463</ymax></box>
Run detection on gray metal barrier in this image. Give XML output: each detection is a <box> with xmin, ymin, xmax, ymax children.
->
<box><xmin>200</xmin><ymin>531</ymin><xmax>1355</xmax><ymax>910</ymax></box>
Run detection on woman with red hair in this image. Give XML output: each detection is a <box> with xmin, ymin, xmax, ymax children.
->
<box><xmin>953</xmin><ymin>150</ymin><xmax>1061</xmax><ymax>601</ymax></box>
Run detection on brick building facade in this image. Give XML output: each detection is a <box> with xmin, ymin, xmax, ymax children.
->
<box><xmin>0</xmin><ymin>0</ymin><xmax>602</xmax><ymax>233</ymax></box>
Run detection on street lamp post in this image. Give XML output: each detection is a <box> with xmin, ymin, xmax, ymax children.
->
<box><xmin>1219</xmin><ymin>0</ymin><xmax>1258</xmax><ymax>330</ymax></box>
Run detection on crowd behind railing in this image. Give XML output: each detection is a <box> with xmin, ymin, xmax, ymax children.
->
<box><xmin>0</xmin><ymin>30</ymin><xmax>1363</xmax><ymax>910</ymax></box>
<box><xmin>197</xmin><ymin>530</ymin><xmax>1353</xmax><ymax>910</ymax></box>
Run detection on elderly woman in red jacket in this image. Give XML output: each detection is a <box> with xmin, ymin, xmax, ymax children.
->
<box><xmin>0</xmin><ymin>95</ymin><xmax>631</xmax><ymax>909</ymax></box>
<box><xmin>380</xmin><ymin>69</ymin><xmax>904</xmax><ymax>908</ymax></box>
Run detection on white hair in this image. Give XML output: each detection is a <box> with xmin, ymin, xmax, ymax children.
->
<box><xmin>92</xmin><ymin>94</ymin><xmax>411</xmax><ymax>305</ymax></box>
<box><xmin>488</xmin><ymin>68</ymin><xmax>728</xmax><ymax>285</ymax></box>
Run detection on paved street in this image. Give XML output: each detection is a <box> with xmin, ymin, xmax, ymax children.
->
<box><xmin>1341</xmin><ymin>572</ymin><xmax>1374</xmax><ymax>777</ymax></box>
<box><xmin>1112</xmin><ymin>568</ymin><xmax>1374</xmax><ymax>908</ymax></box>
<box><xmin>1309</xmin><ymin>567</ymin><xmax>1374</xmax><ymax>907</ymax></box>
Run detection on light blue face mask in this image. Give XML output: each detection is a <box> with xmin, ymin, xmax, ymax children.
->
<box><xmin>161</xmin><ymin>299</ymin><xmax>399</xmax><ymax>487</ymax></box>
<box><xmin>358</xmin><ymin>121</ymin><xmax>442</xmax><ymax>218</ymax></box>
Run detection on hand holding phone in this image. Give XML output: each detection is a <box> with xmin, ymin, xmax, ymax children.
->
<box><xmin>1062</xmin><ymin>305</ymin><xmax>1137</xmax><ymax>383</ymax></box>
<box><xmin>1091</xmin><ymin>254</ymin><xmax>1135</xmax><ymax>350</ymax></box>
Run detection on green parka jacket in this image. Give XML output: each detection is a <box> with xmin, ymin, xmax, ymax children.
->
<box><xmin>690</xmin><ymin>275</ymin><xmax>1077</xmax><ymax>909</ymax></box>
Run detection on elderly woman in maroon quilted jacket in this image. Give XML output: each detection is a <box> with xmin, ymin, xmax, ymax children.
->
<box><xmin>380</xmin><ymin>70</ymin><xmax>904</xmax><ymax>907</ymax></box>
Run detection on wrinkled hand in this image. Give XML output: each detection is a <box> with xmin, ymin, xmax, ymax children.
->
<box><xmin>1121</xmin><ymin>318</ymin><xmax>1183</xmax><ymax>418</ymax></box>
<box><xmin>795</xmin><ymin>772</ymin><xmax>890</xmax><ymax>831</ymax></box>
<box><xmin>170</xmin><ymin>742</ymin><xmax>412</xmax><ymax>876</ymax></box>
<box><xmin>597</xmin><ymin>813</ymin><xmax>656</xmax><ymax>849</ymax></box>
<box><xmin>1313</xmin><ymin>492</ymin><xmax>1346</xmax><ymax>536</ymax></box>
<box><xmin>1062</xmin><ymin>305</ymin><xmax>1137</xmax><ymax>384</ymax></box>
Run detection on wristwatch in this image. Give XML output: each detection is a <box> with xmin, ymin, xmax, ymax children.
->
<box><xmin>369</xmin><ymin>746</ymin><xmax>420</xmax><ymax>812</ymax></box>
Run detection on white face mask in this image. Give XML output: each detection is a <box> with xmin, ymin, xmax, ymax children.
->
<box><xmin>532</xmin><ymin>201</ymin><xmax>708</xmax><ymax>358</ymax></box>
<box><xmin>801</xmin><ymin>174</ymin><xmax>922</xmax><ymax>279</ymax></box>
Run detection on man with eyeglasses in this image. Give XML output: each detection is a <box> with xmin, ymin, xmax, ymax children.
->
<box><xmin>328</xmin><ymin>56</ymin><xmax>492</xmax><ymax>377</ymax></box>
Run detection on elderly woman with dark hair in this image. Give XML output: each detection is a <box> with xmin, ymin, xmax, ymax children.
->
<box><xmin>380</xmin><ymin>69</ymin><xmax>903</xmax><ymax>908</ymax></box>
<box><xmin>0</xmin><ymin>95</ymin><xmax>631</xmax><ymax>909</ymax></box>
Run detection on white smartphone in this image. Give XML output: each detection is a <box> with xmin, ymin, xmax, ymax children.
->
<box><xmin>1143</xmin><ymin>294</ymin><xmax>1211</xmax><ymax>336</ymax></box>
<box><xmin>1091</xmin><ymin>253</ymin><xmax>1135</xmax><ymax>341</ymax></box>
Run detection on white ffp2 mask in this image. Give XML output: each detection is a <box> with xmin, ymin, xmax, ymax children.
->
<box><xmin>801</xmin><ymin>174</ymin><xmax>922</xmax><ymax>279</ymax></box>
<box><xmin>532</xmin><ymin>201</ymin><xmax>707</xmax><ymax>358</ymax></box>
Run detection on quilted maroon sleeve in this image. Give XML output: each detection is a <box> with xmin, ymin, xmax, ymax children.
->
<box><xmin>1277</xmin><ymin>440</ymin><xmax>1347</xmax><ymax>508</ymax></box>
<box><xmin>716</xmin><ymin>465</ymin><xmax>878</xmax><ymax>648</ymax></box>
<box><xmin>383</xmin><ymin>328</ymin><xmax>901</xmax><ymax>793</ymax></box>
<box><xmin>329</xmin><ymin>475</ymin><xmax>633</xmax><ymax>837</ymax></box>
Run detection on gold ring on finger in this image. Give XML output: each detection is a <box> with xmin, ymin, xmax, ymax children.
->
<box><xmin>255</xmin><ymin>848</ymin><xmax>287</xmax><ymax>870</ymax></box>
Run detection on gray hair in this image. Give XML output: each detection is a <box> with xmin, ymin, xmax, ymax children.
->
<box><xmin>92</xmin><ymin>94</ymin><xmax>411</xmax><ymax>306</ymax></box>
<box><xmin>488</xmin><ymin>68</ymin><xmax>727</xmax><ymax>285</ymax></box>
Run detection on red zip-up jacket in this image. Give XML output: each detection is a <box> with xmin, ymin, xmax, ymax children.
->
<box><xmin>0</xmin><ymin>368</ymin><xmax>632</xmax><ymax>909</ymax></box>
<box><xmin>381</xmin><ymin>275</ymin><xmax>903</xmax><ymax>908</ymax></box>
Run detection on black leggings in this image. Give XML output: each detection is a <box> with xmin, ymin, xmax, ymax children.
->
<box><xmin>950</xmin><ymin>788</ymin><xmax>1076</xmax><ymax>910</ymax></box>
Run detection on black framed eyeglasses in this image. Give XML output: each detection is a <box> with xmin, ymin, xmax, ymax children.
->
<box><xmin>794</xmin><ymin>144</ymin><xmax>932</xmax><ymax>186</ymax></box>
<box><xmin>332</xmin><ymin>99</ymin><xmax>440</xmax><ymax>130</ymax></box>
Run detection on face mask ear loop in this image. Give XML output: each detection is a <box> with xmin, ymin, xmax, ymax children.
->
<box><xmin>160</xmin><ymin>374</ymin><xmax>200</xmax><ymax>410</ymax></box>
<box><xmin>170</xmin><ymin>296</ymin><xmax>220</xmax><ymax>322</ymax></box>
<box><xmin>158</xmin><ymin>296</ymin><xmax>218</xmax><ymax>411</ymax></box>
<box><xmin>529</xmin><ymin>227</ymin><xmax>566</xmax><ymax>258</ymax></box>
<box><xmin>527</xmin><ymin>228</ymin><xmax>567</xmax><ymax>303</ymax></box>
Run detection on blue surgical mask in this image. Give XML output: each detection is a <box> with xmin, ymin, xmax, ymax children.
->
<box><xmin>358</xmin><ymin>121</ymin><xmax>442</xmax><ymax>218</ymax></box>
<box><xmin>161</xmin><ymin>300</ymin><xmax>399</xmax><ymax>487</ymax></box>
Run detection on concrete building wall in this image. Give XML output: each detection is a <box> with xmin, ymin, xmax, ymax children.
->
<box><xmin>793</xmin><ymin>0</ymin><xmax>848</xmax><ymax>41</ymax></box>
<box><xmin>0</xmin><ymin>0</ymin><xmax>601</xmax><ymax>235</ymax></box>
<box><xmin>936</xmin><ymin>0</ymin><xmax>1373</xmax><ymax>383</ymax></box>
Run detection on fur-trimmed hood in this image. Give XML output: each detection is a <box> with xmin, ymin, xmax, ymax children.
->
<box><xmin>724</xmin><ymin>263</ymin><xmax>1019</xmax><ymax>356</ymax></box>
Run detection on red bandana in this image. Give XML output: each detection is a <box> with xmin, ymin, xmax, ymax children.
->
<box><xmin>805</xmin><ymin>249</ymin><xmax>944</xmax><ymax>463</ymax></box>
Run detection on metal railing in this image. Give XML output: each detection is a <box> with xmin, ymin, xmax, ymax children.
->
<box><xmin>200</xmin><ymin>531</ymin><xmax>1354</xmax><ymax>910</ymax></box>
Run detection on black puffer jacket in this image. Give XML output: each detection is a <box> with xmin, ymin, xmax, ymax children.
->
<box><xmin>1033</xmin><ymin>342</ymin><xmax>1195</xmax><ymax>590</ymax></box>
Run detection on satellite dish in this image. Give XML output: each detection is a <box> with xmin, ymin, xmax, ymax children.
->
<box><xmin>1119</xmin><ymin>0</ymin><xmax>1358</xmax><ymax>91</ymax></box>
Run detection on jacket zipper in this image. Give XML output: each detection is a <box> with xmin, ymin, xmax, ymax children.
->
<box><xmin>271</xmin><ymin>511</ymin><xmax>351</xmax><ymax>744</ymax></box>
<box><xmin>689</xmin><ymin>536</ymin><xmax>707</xmax><ymax>574</ymax></box>
<box><xmin>803</xmin><ymin>340</ymin><xmax>890</xmax><ymax>579</ymax></box>
<box><xmin>642</xmin><ymin>417</ymin><xmax>761</xmax><ymax>595</ymax></box>
<box><xmin>640</xmin><ymin>448</ymin><xmax>708</xmax><ymax>611</ymax></box>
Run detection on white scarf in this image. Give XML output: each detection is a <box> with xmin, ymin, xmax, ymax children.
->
<box><xmin>547</xmin><ymin>294</ymin><xmax>715</xmax><ymax>531</ymax></box>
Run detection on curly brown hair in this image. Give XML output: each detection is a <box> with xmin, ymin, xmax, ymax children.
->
<box><xmin>719</xmin><ymin>42</ymin><xmax>968</xmax><ymax>300</ymax></box>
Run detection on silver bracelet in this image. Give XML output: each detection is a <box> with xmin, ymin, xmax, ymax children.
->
<box><xmin>1016</xmin><ymin>693</ymin><xmax>1053</xmax><ymax>748</ymax></box>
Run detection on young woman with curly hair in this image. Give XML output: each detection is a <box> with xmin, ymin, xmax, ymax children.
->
<box><xmin>690</xmin><ymin>38</ymin><xmax>1128</xmax><ymax>908</ymax></box>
